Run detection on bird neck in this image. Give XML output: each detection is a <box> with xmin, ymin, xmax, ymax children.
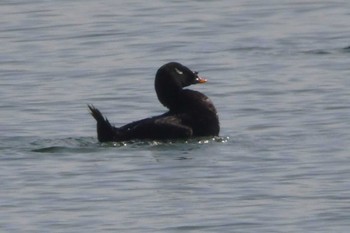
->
<box><xmin>156</xmin><ymin>85</ymin><xmax>182</xmax><ymax>110</ymax></box>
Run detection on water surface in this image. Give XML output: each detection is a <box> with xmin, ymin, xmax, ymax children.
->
<box><xmin>1</xmin><ymin>0</ymin><xmax>350</xmax><ymax>232</ymax></box>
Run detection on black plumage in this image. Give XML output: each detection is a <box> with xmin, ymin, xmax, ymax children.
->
<box><xmin>89</xmin><ymin>62</ymin><xmax>219</xmax><ymax>142</ymax></box>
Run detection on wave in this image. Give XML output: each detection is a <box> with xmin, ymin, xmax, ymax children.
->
<box><xmin>30</xmin><ymin>136</ymin><xmax>230</xmax><ymax>153</ymax></box>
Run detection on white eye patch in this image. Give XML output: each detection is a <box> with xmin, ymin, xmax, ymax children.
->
<box><xmin>174</xmin><ymin>68</ymin><xmax>183</xmax><ymax>75</ymax></box>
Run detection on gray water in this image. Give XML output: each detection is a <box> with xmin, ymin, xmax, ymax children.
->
<box><xmin>1</xmin><ymin>0</ymin><xmax>350</xmax><ymax>232</ymax></box>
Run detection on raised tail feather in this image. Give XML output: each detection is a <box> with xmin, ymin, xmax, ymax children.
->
<box><xmin>88</xmin><ymin>104</ymin><xmax>116</xmax><ymax>142</ymax></box>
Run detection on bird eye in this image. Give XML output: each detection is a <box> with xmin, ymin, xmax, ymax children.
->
<box><xmin>174</xmin><ymin>68</ymin><xmax>183</xmax><ymax>75</ymax></box>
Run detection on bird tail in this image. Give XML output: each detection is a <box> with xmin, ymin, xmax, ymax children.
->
<box><xmin>88</xmin><ymin>104</ymin><xmax>116</xmax><ymax>142</ymax></box>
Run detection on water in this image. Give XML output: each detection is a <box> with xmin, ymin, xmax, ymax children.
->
<box><xmin>1</xmin><ymin>0</ymin><xmax>350</xmax><ymax>232</ymax></box>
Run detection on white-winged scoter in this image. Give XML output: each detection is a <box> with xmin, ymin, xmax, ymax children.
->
<box><xmin>88</xmin><ymin>62</ymin><xmax>219</xmax><ymax>142</ymax></box>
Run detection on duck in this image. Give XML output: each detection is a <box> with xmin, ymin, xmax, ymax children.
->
<box><xmin>88</xmin><ymin>62</ymin><xmax>219</xmax><ymax>142</ymax></box>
